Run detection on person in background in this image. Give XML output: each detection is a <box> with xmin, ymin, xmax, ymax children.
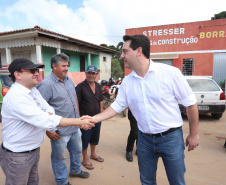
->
<box><xmin>76</xmin><ymin>65</ymin><xmax>104</xmax><ymax>170</ymax></box>
<box><xmin>37</xmin><ymin>53</ymin><xmax>90</xmax><ymax>185</ymax></box>
<box><xmin>0</xmin><ymin>58</ymin><xmax>93</xmax><ymax>185</ymax></box>
<box><xmin>83</xmin><ymin>34</ymin><xmax>199</xmax><ymax>185</ymax></box>
<box><xmin>126</xmin><ymin>108</ymin><xmax>138</xmax><ymax>162</ymax></box>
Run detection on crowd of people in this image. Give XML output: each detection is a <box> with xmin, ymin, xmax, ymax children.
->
<box><xmin>0</xmin><ymin>34</ymin><xmax>199</xmax><ymax>185</ymax></box>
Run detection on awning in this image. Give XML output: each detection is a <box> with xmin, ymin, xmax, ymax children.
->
<box><xmin>150</xmin><ymin>53</ymin><xmax>178</xmax><ymax>59</ymax></box>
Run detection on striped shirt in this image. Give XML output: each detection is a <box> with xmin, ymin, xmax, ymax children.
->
<box><xmin>37</xmin><ymin>72</ymin><xmax>79</xmax><ymax>135</ymax></box>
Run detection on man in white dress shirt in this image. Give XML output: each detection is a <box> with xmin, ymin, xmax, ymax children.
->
<box><xmin>0</xmin><ymin>58</ymin><xmax>94</xmax><ymax>185</ymax></box>
<box><xmin>85</xmin><ymin>35</ymin><xmax>199</xmax><ymax>185</ymax></box>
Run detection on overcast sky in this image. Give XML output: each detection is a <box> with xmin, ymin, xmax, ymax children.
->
<box><xmin>0</xmin><ymin>0</ymin><xmax>225</xmax><ymax>46</ymax></box>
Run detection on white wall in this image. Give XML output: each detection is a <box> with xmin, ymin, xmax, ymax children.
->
<box><xmin>0</xmin><ymin>46</ymin><xmax>37</xmax><ymax>65</ymax></box>
<box><xmin>99</xmin><ymin>52</ymin><xmax>112</xmax><ymax>81</ymax></box>
<box><xmin>11</xmin><ymin>46</ymin><xmax>36</xmax><ymax>62</ymax></box>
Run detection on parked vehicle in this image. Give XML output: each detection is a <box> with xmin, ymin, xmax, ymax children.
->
<box><xmin>115</xmin><ymin>77</ymin><xmax>122</xmax><ymax>85</ymax></box>
<box><xmin>179</xmin><ymin>76</ymin><xmax>225</xmax><ymax>119</ymax></box>
<box><xmin>0</xmin><ymin>74</ymin><xmax>13</xmax><ymax>121</ymax></box>
<box><xmin>100</xmin><ymin>78</ymin><xmax>127</xmax><ymax>117</ymax></box>
<box><xmin>100</xmin><ymin>78</ymin><xmax>116</xmax><ymax>109</ymax></box>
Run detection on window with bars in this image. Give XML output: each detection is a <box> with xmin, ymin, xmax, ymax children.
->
<box><xmin>182</xmin><ymin>58</ymin><xmax>193</xmax><ymax>76</ymax></box>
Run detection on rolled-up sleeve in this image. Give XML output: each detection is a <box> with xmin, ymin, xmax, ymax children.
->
<box><xmin>171</xmin><ymin>68</ymin><xmax>197</xmax><ymax>107</ymax></box>
<box><xmin>45</xmin><ymin>115</ymin><xmax>62</xmax><ymax>132</ymax></box>
<box><xmin>180</xmin><ymin>93</ymin><xmax>197</xmax><ymax>107</ymax></box>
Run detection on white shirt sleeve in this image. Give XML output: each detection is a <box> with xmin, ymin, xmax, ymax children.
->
<box><xmin>171</xmin><ymin>68</ymin><xmax>197</xmax><ymax>107</ymax></box>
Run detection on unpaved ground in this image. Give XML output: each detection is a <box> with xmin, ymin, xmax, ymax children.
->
<box><xmin>1</xmin><ymin>112</ymin><xmax>226</xmax><ymax>185</ymax></box>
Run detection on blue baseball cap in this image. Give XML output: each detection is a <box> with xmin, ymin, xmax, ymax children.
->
<box><xmin>86</xmin><ymin>65</ymin><xmax>97</xmax><ymax>73</ymax></box>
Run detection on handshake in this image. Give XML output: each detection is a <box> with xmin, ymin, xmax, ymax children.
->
<box><xmin>48</xmin><ymin>115</ymin><xmax>99</xmax><ymax>140</ymax></box>
<box><xmin>79</xmin><ymin>115</ymin><xmax>97</xmax><ymax>130</ymax></box>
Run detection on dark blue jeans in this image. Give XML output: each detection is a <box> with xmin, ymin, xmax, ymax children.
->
<box><xmin>137</xmin><ymin>127</ymin><xmax>186</xmax><ymax>185</ymax></box>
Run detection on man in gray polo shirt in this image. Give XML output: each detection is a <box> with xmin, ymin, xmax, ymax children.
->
<box><xmin>37</xmin><ymin>53</ymin><xmax>89</xmax><ymax>185</ymax></box>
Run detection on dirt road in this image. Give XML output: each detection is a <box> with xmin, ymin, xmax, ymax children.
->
<box><xmin>1</xmin><ymin>112</ymin><xmax>226</xmax><ymax>185</ymax></box>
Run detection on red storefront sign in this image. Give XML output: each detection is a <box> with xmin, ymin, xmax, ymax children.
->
<box><xmin>126</xmin><ymin>19</ymin><xmax>226</xmax><ymax>53</ymax></box>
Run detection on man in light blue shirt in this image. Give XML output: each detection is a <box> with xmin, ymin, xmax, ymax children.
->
<box><xmin>85</xmin><ymin>35</ymin><xmax>199</xmax><ymax>185</ymax></box>
<box><xmin>37</xmin><ymin>53</ymin><xmax>89</xmax><ymax>185</ymax></box>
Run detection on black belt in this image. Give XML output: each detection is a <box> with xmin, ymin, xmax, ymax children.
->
<box><xmin>1</xmin><ymin>144</ymin><xmax>39</xmax><ymax>153</ymax></box>
<box><xmin>150</xmin><ymin>126</ymin><xmax>181</xmax><ymax>137</ymax></box>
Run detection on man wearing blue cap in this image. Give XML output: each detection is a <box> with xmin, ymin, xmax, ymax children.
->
<box><xmin>76</xmin><ymin>65</ymin><xmax>104</xmax><ymax>170</ymax></box>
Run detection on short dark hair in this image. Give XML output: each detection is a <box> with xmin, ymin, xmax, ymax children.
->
<box><xmin>123</xmin><ymin>35</ymin><xmax>150</xmax><ymax>59</ymax></box>
<box><xmin>51</xmin><ymin>53</ymin><xmax>69</xmax><ymax>69</ymax></box>
<box><xmin>10</xmin><ymin>74</ymin><xmax>16</xmax><ymax>82</ymax></box>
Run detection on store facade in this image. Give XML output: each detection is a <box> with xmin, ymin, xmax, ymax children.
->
<box><xmin>125</xmin><ymin>19</ymin><xmax>226</xmax><ymax>84</ymax></box>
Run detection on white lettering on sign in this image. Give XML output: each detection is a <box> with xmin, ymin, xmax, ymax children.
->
<box><xmin>143</xmin><ymin>27</ymin><xmax>200</xmax><ymax>46</ymax></box>
<box><xmin>142</xmin><ymin>26</ymin><xmax>225</xmax><ymax>47</ymax></box>
<box><xmin>143</xmin><ymin>28</ymin><xmax>185</xmax><ymax>36</ymax></box>
<box><xmin>150</xmin><ymin>36</ymin><xmax>199</xmax><ymax>46</ymax></box>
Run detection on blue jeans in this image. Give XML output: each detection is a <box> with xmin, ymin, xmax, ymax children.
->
<box><xmin>50</xmin><ymin>129</ymin><xmax>82</xmax><ymax>185</ymax></box>
<box><xmin>137</xmin><ymin>127</ymin><xmax>186</xmax><ymax>185</ymax></box>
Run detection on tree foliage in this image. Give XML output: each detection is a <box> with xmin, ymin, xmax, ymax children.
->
<box><xmin>211</xmin><ymin>11</ymin><xmax>226</xmax><ymax>20</ymax></box>
<box><xmin>100</xmin><ymin>44</ymin><xmax>108</xmax><ymax>48</ymax></box>
<box><xmin>100</xmin><ymin>41</ymin><xmax>124</xmax><ymax>80</ymax></box>
<box><xmin>111</xmin><ymin>58</ymin><xmax>124</xmax><ymax>80</ymax></box>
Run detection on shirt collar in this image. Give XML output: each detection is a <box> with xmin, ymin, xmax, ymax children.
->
<box><xmin>14</xmin><ymin>82</ymin><xmax>36</xmax><ymax>94</ymax></box>
<box><xmin>84</xmin><ymin>79</ymin><xmax>96</xmax><ymax>85</ymax></box>
<box><xmin>148</xmin><ymin>59</ymin><xmax>157</xmax><ymax>72</ymax></box>
<box><xmin>50</xmin><ymin>72</ymin><xmax>68</xmax><ymax>83</ymax></box>
<box><xmin>131</xmin><ymin>59</ymin><xmax>156</xmax><ymax>78</ymax></box>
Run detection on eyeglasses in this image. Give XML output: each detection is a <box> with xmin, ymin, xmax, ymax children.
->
<box><xmin>20</xmin><ymin>68</ymin><xmax>40</xmax><ymax>74</ymax></box>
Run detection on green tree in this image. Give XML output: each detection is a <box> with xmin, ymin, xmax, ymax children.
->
<box><xmin>111</xmin><ymin>58</ymin><xmax>124</xmax><ymax>80</ymax></box>
<box><xmin>211</xmin><ymin>11</ymin><xmax>226</xmax><ymax>20</ymax></box>
<box><xmin>108</xmin><ymin>45</ymin><xmax>117</xmax><ymax>50</ymax></box>
<box><xmin>115</xmin><ymin>42</ymin><xmax>124</xmax><ymax>71</ymax></box>
<box><xmin>100</xmin><ymin>44</ymin><xmax>108</xmax><ymax>48</ymax></box>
